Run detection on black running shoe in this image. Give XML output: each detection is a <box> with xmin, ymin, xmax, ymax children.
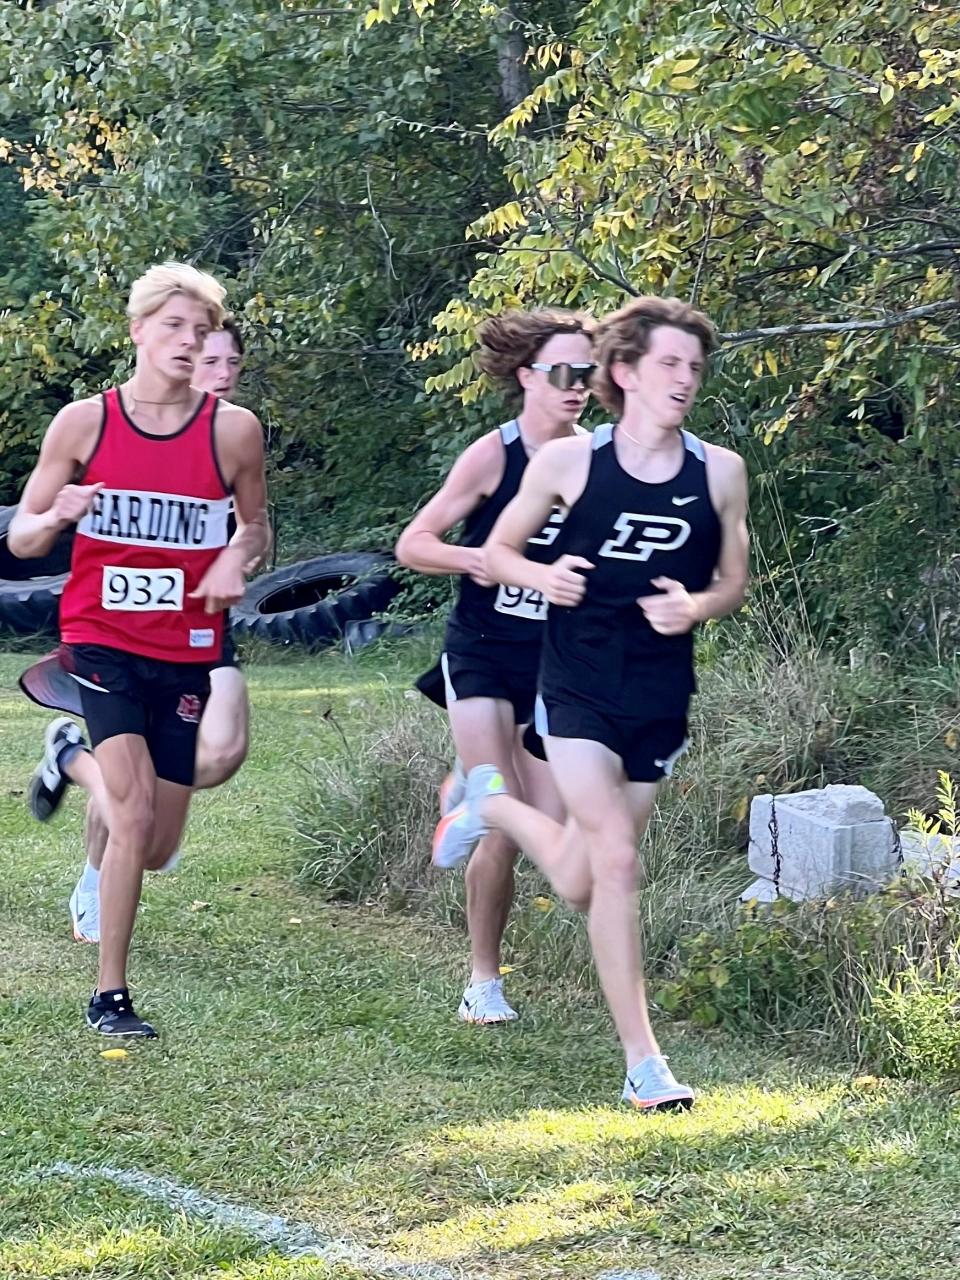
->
<box><xmin>86</xmin><ymin>988</ymin><xmax>158</xmax><ymax>1039</ymax></box>
<box><xmin>28</xmin><ymin>716</ymin><xmax>86</xmax><ymax>822</ymax></box>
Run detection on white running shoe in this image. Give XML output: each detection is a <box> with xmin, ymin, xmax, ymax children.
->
<box><xmin>69</xmin><ymin>878</ymin><xmax>100</xmax><ymax>944</ymax></box>
<box><xmin>622</xmin><ymin>1054</ymin><xmax>695</xmax><ymax>1111</ymax></box>
<box><xmin>458</xmin><ymin>977</ymin><xmax>519</xmax><ymax>1025</ymax></box>
<box><xmin>439</xmin><ymin>756</ymin><xmax>467</xmax><ymax>817</ymax></box>
<box><xmin>28</xmin><ymin>717</ymin><xmax>86</xmax><ymax>822</ymax></box>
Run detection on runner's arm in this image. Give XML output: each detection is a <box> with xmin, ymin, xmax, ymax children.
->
<box><xmin>395</xmin><ymin>433</ymin><xmax>504</xmax><ymax>579</ymax></box>
<box><xmin>485</xmin><ymin>445</ymin><xmax>567</xmax><ymax>594</ymax></box>
<box><xmin>221</xmin><ymin>411</ymin><xmax>271</xmax><ymax>573</ymax></box>
<box><xmin>191</xmin><ymin>410</ymin><xmax>269</xmax><ymax>612</ymax></box>
<box><xmin>690</xmin><ymin>450</ymin><xmax>749</xmax><ymax>622</ymax></box>
<box><xmin>8</xmin><ymin>401</ymin><xmax>102</xmax><ymax>558</ymax></box>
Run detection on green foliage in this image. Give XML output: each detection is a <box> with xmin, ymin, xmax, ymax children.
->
<box><xmin>416</xmin><ymin>0</ymin><xmax>960</xmax><ymax>649</ymax></box>
<box><xmin>2</xmin><ymin>2</ymin><xmax>959</xmax><ymax>648</ymax></box>
<box><xmin>867</xmin><ymin>972</ymin><xmax>960</xmax><ymax>1081</ymax></box>
<box><xmin>0</xmin><ymin>0</ymin><xmax>510</xmax><ymax>529</ymax></box>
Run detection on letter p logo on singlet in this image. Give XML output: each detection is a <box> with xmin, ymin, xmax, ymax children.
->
<box><xmin>598</xmin><ymin>513</ymin><xmax>692</xmax><ymax>562</ymax></box>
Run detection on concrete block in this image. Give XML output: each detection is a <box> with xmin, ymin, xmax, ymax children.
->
<box><xmin>899</xmin><ymin>827</ymin><xmax>960</xmax><ymax>885</ymax></box>
<box><xmin>739</xmin><ymin>876</ymin><xmax>786</xmax><ymax>904</ymax></box>
<box><xmin>748</xmin><ymin>785</ymin><xmax>898</xmax><ymax>900</ymax></box>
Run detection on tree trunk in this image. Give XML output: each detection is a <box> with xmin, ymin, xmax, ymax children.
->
<box><xmin>495</xmin><ymin>5</ymin><xmax>530</xmax><ymax>114</ymax></box>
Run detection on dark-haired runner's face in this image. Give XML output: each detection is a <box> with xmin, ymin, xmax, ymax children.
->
<box><xmin>194</xmin><ymin>329</ymin><xmax>244</xmax><ymax>398</ymax></box>
<box><xmin>519</xmin><ymin>331</ymin><xmax>594</xmax><ymax>427</ymax></box>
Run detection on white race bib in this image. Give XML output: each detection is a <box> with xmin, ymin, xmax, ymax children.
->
<box><xmin>101</xmin><ymin>566</ymin><xmax>184</xmax><ymax>612</ymax></box>
<box><xmin>494</xmin><ymin>583</ymin><xmax>548</xmax><ymax>621</ymax></box>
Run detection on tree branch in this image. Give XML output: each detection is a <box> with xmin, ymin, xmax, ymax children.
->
<box><xmin>720</xmin><ymin>300</ymin><xmax>960</xmax><ymax>347</ymax></box>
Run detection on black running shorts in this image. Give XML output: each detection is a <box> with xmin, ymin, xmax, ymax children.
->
<box><xmin>529</xmin><ymin>695</ymin><xmax>689</xmax><ymax>784</ymax></box>
<box><xmin>438</xmin><ymin>642</ymin><xmax>540</xmax><ymax>726</ymax></box>
<box><xmin>218</xmin><ymin>625</ymin><xmax>238</xmax><ymax>669</ymax></box>
<box><xmin>60</xmin><ymin>644</ymin><xmax>215</xmax><ymax>786</ymax></box>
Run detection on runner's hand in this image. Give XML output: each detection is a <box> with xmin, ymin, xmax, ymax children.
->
<box><xmin>542</xmin><ymin>555</ymin><xmax>593</xmax><ymax>607</ymax></box>
<box><xmin>466</xmin><ymin>548</ymin><xmax>495</xmax><ymax>588</ymax></box>
<box><xmin>189</xmin><ymin>547</ymin><xmax>247</xmax><ymax>614</ymax></box>
<box><xmin>50</xmin><ymin>482</ymin><xmax>103</xmax><ymax>526</ymax></box>
<box><xmin>638</xmin><ymin>576</ymin><xmax>700</xmax><ymax>635</ymax></box>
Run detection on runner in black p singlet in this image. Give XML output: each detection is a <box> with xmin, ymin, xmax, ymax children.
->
<box><xmin>438</xmin><ymin>419</ymin><xmax>564</xmax><ymax>724</ymax></box>
<box><xmin>532</xmin><ymin>425</ymin><xmax>722</xmax><ymax>780</ymax></box>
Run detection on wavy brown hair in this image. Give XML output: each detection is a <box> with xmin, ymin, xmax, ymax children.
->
<box><xmin>476</xmin><ymin>307</ymin><xmax>595</xmax><ymax>387</ymax></box>
<box><xmin>592</xmin><ymin>296</ymin><xmax>718</xmax><ymax>415</ymax></box>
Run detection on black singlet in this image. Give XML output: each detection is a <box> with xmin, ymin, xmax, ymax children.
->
<box><xmin>446</xmin><ymin>420</ymin><xmax>564</xmax><ymax>649</ymax></box>
<box><xmin>540</xmin><ymin>425</ymin><xmax>723</xmax><ymax>719</ymax></box>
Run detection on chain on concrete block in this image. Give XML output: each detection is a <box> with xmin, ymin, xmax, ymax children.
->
<box><xmin>768</xmin><ymin>794</ymin><xmax>782</xmax><ymax>896</ymax></box>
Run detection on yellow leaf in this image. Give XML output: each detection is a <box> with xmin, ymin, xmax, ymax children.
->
<box><xmin>905</xmin><ymin>166</ymin><xmax>918</xmax><ymax>183</ymax></box>
<box><xmin>670</xmin><ymin>76</ymin><xmax>698</xmax><ymax>91</ymax></box>
<box><xmin>734</xmin><ymin>796</ymin><xmax>749</xmax><ymax>823</ymax></box>
<box><xmin>913</xmin><ymin>141</ymin><xmax>926</xmax><ymax>162</ymax></box>
<box><xmin>100</xmin><ymin>1048</ymin><xmax>129</xmax><ymax>1061</ymax></box>
<box><xmin>879</xmin><ymin>83</ymin><xmax>895</xmax><ymax>104</ymax></box>
<box><xmin>498</xmin><ymin>965</ymin><xmax>515</xmax><ymax>975</ymax></box>
<box><xmin>765</xmin><ymin>350</ymin><xmax>779</xmax><ymax>376</ymax></box>
<box><xmin>798</xmin><ymin>140</ymin><xmax>819</xmax><ymax>156</ymax></box>
<box><xmin>728</xmin><ymin>124</ymin><xmax>750</xmax><ymax>133</ymax></box>
<box><xmin>672</xmin><ymin>57</ymin><xmax>701</xmax><ymax>74</ymax></box>
<box><xmin>752</xmin><ymin>354</ymin><xmax>763</xmax><ymax>377</ymax></box>
<box><xmin>364</xmin><ymin>8</ymin><xmax>380</xmax><ymax>27</ymax></box>
<box><xmin>853</xmin><ymin>1075</ymin><xmax>881</xmax><ymax>1090</ymax></box>
<box><xmin>533</xmin><ymin>895</ymin><xmax>554</xmax><ymax>913</ymax></box>
<box><xmin>946</xmin><ymin>729</ymin><xmax>959</xmax><ymax>751</ymax></box>
<box><xmin>288</xmin><ymin>917</ymin><xmax>302</xmax><ymax>925</ymax></box>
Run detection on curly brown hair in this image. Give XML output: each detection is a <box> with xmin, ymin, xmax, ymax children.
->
<box><xmin>220</xmin><ymin>314</ymin><xmax>245</xmax><ymax>357</ymax></box>
<box><xmin>475</xmin><ymin>307</ymin><xmax>595</xmax><ymax>387</ymax></box>
<box><xmin>592</xmin><ymin>296</ymin><xmax>718</xmax><ymax>415</ymax></box>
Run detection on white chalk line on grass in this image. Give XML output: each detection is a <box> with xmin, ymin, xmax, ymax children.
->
<box><xmin>596</xmin><ymin>1272</ymin><xmax>662</xmax><ymax>1280</ymax></box>
<box><xmin>42</xmin><ymin>1161</ymin><xmax>455</xmax><ymax>1280</ymax></box>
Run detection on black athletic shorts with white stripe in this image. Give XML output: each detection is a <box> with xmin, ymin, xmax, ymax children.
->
<box><xmin>526</xmin><ymin>694</ymin><xmax>690</xmax><ymax>784</ymax></box>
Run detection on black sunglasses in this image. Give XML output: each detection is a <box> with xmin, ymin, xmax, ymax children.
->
<box><xmin>529</xmin><ymin>361</ymin><xmax>597</xmax><ymax>390</ymax></box>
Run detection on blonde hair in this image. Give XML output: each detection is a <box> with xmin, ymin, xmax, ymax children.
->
<box><xmin>127</xmin><ymin>261</ymin><xmax>227</xmax><ymax>327</ymax></box>
<box><xmin>593</xmin><ymin>296</ymin><xmax>717</xmax><ymax>415</ymax></box>
<box><xmin>476</xmin><ymin>308</ymin><xmax>595</xmax><ymax>385</ymax></box>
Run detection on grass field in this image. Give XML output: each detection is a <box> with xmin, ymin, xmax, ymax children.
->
<box><xmin>2</xmin><ymin>648</ymin><xmax>959</xmax><ymax>1280</ymax></box>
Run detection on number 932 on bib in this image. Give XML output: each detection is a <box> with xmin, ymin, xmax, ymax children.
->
<box><xmin>101</xmin><ymin>566</ymin><xmax>185</xmax><ymax>612</ymax></box>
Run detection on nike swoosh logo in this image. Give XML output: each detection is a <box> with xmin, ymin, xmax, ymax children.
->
<box><xmin>672</xmin><ymin>496</ymin><xmax>698</xmax><ymax>506</ymax></box>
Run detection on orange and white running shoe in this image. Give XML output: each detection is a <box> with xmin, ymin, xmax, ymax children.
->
<box><xmin>622</xmin><ymin>1054</ymin><xmax>695</xmax><ymax>1111</ymax></box>
<box><xmin>432</xmin><ymin>764</ymin><xmax>507</xmax><ymax>869</ymax></box>
<box><xmin>438</xmin><ymin>756</ymin><xmax>467</xmax><ymax>817</ymax></box>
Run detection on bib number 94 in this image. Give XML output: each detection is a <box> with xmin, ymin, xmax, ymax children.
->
<box><xmin>494</xmin><ymin>583</ymin><xmax>547</xmax><ymax>621</ymax></box>
<box><xmin>101</xmin><ymin>566</ymin><xmax>184</xmax><ymax>612</ymax></box>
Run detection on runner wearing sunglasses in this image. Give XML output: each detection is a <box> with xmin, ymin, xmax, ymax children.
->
<box><xmin>396</xmin><ymin>308</ymin><xmax>595</xmax><ymax>1026</ymax></box>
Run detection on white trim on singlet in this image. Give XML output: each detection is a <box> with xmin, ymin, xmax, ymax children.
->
<box><xmin>597</xmin><ymin>423</ymin><xmax>705</xmax><ymax>460</ymax></box>
<box><xmin>499</xmin><ymin>419</ymin><xmax>520</xmax><ymax>445</ymax></box>
<box><xmin>680</xmin><ymin>429</ymin><xmax>705</xmax><ymax>461</ymax></box>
